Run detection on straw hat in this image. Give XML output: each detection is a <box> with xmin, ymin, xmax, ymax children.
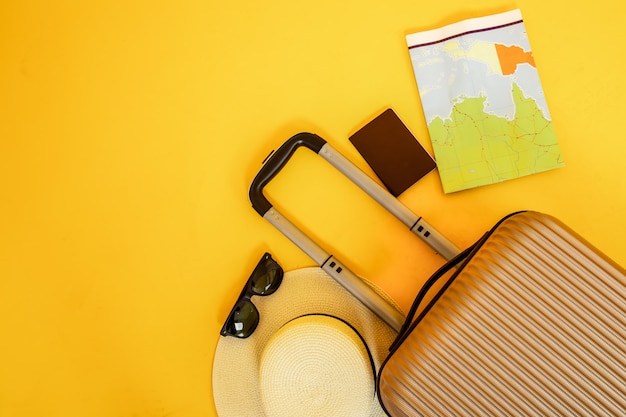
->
<box><xmin>212</xmin><ymin>267</ymin><xmax>402</xmax><ymax>417</ymax></box>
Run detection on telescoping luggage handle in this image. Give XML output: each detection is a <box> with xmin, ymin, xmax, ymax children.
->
<box><xmin>249</xmin><ymin>132</ymin><xmax>460</xmax><ymax>332</ymax></box>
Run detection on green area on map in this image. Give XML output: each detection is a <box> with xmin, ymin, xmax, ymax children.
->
<box><xmin>428</xmin><ymin>83</ymin><xmax>563</xmax><ymax>193</ymax></box>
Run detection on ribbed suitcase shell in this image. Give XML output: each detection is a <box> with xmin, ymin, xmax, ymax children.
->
<box><xmin>378</xmin><ymin>211</ymin><xmax>626</xmax><ymax>416</ymax></box>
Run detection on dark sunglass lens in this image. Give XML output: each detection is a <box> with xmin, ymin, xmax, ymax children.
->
<box><xmin>251</xmin><ymin>257</ymin><xmax>283</xmax><ymax>295</ymax></box>
<box><xmin>224</xmin><ymin>301</ymin><xmax>259</xmax><ymax>338</ymax></box>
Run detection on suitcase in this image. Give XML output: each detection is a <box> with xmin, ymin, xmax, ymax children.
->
<box><xmin>378</xmin><ymin>210</ymin><xmax>626</xmax><ymax>416</ymax></box>
<box><xmin>250</xmin><ymin>132</ymin><xmax>626</xmax><ymax>415</ymax></box>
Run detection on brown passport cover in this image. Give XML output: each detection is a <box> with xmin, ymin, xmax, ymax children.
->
<box><xmin>349</xmin><ymin>109</ymin><xmax>436</xmax><ymax>196</ymax></box>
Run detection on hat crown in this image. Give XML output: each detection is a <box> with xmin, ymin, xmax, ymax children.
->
<box><xmin>259</xmin><ymin>315</ymin><xmax>375</xmax><ymax>417</ymax></box>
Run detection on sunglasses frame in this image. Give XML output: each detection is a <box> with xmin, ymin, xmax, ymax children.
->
<box><xmin>220</xmin><ymin>252</ymin><xmax>284</xmax><ymax>338</ymax></box>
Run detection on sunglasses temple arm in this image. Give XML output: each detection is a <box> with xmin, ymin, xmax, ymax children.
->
<box><xmin>263</xmin><ymin>207</ymin><xmax>405</xmax><ymax>332</ymax></box>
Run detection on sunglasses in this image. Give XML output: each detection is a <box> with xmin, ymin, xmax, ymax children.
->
<box><xmin>220</xmin><ymin>253</ymin><xmax>284</xmax><ymax>338</ymax></box>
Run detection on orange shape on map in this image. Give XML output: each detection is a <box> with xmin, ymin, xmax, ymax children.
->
<box><xmin>495</xmin><ymin>43</ymin><xmax>536</xmax><ymax>75</ymax></box>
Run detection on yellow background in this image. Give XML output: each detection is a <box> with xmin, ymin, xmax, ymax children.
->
<box><xmin>1</xmin><ymin>0</ymin><xmax>625</xmax><ymax>415</ymax></box>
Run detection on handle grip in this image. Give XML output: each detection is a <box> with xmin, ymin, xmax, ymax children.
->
<box><xmin>249</xmin><ymin>132</ymin><xmax>327</xmax><ymax>216</ymax></box>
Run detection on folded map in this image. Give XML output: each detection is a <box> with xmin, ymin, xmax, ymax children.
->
<box><xmin>406</xmin><ymin>9</ymin><xmax>564</xmax><ymax>193</ymax></box>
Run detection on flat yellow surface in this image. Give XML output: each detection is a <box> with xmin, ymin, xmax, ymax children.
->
<box><xmin>1</xmin><ymin>1</ymin><xmax>625</xmax><ymax>416</ymax></box>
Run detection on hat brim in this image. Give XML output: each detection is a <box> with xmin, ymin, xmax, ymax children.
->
<box><xmin>212</xmin><ymin>267</ymin><xmax>402</xmax><ymax>417</ymax></box>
